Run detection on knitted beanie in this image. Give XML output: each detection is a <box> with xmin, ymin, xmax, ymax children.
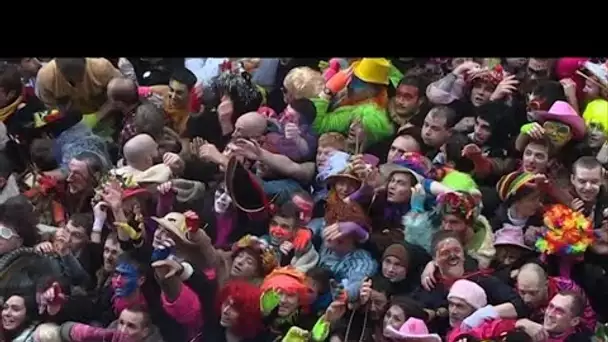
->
<box><xmin>496</xmin><ymin>171</ymin><xmax>536</xmax><ymax>202</ymax></box>
<box><xmin>447</xmin><ymin>279</ymin><xmax>487</xmax><ymax>310</ymax></box>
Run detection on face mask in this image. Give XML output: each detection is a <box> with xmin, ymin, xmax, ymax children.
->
<box><xmin>214</xmin><ymin>188</ymin><xmax>232</xmax><ymax>214</ymax></box>
<box><xmin>111</xmin><ymin>262</ymin><xmax>139</xmax><ymax>298</ymax></box>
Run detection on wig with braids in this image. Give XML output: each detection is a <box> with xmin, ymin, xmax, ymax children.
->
<box><xmin>216</xmin><ymin>280</ymin><xmax>264</xmax><ymax>339</ymax></box>
<box><xmin>324</xmin><ymin>189</ymin><xmax>371</xmax><ymax>232</ymax></box>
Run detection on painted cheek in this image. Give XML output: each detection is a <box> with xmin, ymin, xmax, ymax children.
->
<box><xmin>270</xmin><ymin>226</ymin><xmax>291</xmax><ymax>239</ymax></box>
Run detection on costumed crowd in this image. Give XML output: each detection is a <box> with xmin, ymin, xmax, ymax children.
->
<box><xmin>1</xmin><ymin>57</ymin><xmax>608</xmax><ymax>342</ymax></box>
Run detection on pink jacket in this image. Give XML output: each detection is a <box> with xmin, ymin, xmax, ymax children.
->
<box><xmin>161</xmin><ymin>283</ymin><xmax>203</xmax><ymax>341</ymax></box>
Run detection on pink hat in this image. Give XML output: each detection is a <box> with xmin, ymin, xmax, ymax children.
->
<box><xmin>536</xmin><ymin>100</ymin><xmax>586</xmax><ymax>140</ymax></box>
<box><xmin>384</xmin><ymin>318</ymin><xmax>442</xmax><ymax>342</ymax></box>
<box><xmin>494</xmin><ymin>225</ymin><xmax>533</xmax><ymax>250</ymax></box>
<box><xmin>447</xmin><ymin>279</ymin><xmax>487</xmax><ymax>309</ymax></box>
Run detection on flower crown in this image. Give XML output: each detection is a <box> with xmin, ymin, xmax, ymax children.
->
<box><xmin>536</xmin><ymin>204</ymin><xmax>594</xmax><ymax>256</ymax></box>
<box><xmin>232</xmin><ymin>235</ymin><xmax>278</xmax><ymax>275</ymax></box>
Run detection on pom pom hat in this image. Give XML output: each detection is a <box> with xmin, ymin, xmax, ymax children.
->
<box><xmin>535</xmin><ymin>204</ymin><xmax>594</xmax><ymax>256</ymax></box>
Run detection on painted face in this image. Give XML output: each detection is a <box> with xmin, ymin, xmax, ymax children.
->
<box><xmin>543</xmin><ymin>121</ymin><xmax>572</xmax><ymax>148</ymax></box>
<box><xmin>434</xmin><ymin>238</ymin><xmax>465</xmax><ymax>278</ymax></box>
<box><xmin>214</xmin><ymin>184</ymin><xmax>233</xmax><ymax>214</ymax></box>
<box><xmin>167</xmin><ymin>80</ymin><xmax>189</xmax><ymax>108</ymax></box>
<box><xmin>1</xmin><ymin>296</ymin><xmax>27</xmax><ymax>331</ymax></box>
<box><xmin>269</xmin><ymin>216</ymin><xmax>297</xmax><ymax>245</ymax></box>
<box><xmin>587</xmin><ymin>122</ymin><xmax>607</xmax><ymax>148</ymax></box>
<box><xmin>112</xmin><ymin>262</ymin><xmax>140</xmax><ymax>298</ymax></box>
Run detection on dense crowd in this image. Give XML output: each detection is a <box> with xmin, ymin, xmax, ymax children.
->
<box><xmin>0</xmin><ymin>57</ymin><xmax>606</xmax><ymax>342</ymax></box>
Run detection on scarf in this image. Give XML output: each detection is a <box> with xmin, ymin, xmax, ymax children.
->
<box><xmin>0</xmin><ymin>95</ymin><xmax>23</xmax><ymax>122</ymax></box>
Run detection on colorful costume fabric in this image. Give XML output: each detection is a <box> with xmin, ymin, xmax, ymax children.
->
<box><xmin>311</xmin><ymin>58</ymin><xmax>394</xmax><ymax>146</ymax></box>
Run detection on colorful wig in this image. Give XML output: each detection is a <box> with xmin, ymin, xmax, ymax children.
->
<box><xmin>217</xmin><ymin>280</ymin><xmax>264</xmax><ymax>339</ymax></box>
<box><xmin>260</xmin><ymin>267</ymin><xmax>312</xmax><ymax>313</ymax></box>
<box><xmin>536</xmin><ymin>204</ymin><xmax>594</xmax><ymax>256</ymax></box>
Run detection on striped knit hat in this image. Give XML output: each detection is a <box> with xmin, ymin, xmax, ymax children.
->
<box><xmin>496</xmin><ymin>171</ymin><xmax>536</xmax><ymax>202</ymax></box>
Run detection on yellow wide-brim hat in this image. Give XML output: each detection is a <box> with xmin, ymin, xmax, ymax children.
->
<box><xmin>352</xmin><ymin>58</ymin><xmax>391</xmax><ymax>85</ymax></box>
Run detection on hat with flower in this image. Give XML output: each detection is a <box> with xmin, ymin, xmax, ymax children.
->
<box><xmin>231</xmin><ymin>235</ymin><xmax>278</xmax><ymax>276</ymax></box>
<box><xmin>436</xmin><ymin>191</ymin><xmax>480</xmax><ymax>224</ymax></box>
<box><xmin>379</xmin><ymin>152</ymin><xmax>432</xmax><ymax>183</ymax></box>
<box><xmin>467</xmin><ymin>64</ymin><xmax>506</xmax><ymax>87</ymax></box>
<box><xmin>535</xmin><ymin>204</ymin><xmax>594</xmax><ymax>256</ymax></box>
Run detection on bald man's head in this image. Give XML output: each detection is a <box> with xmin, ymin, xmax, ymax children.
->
<box><xmin>108</xmin><ymin>77</ymin><xmax>139</xmax><ymax>106</ymax></box>
<box><xmin>516</xmin><ymin>263</ymin><xmax>549</xmax><ymax>309</ymax></box>
<box><xmin>232</xmin><ymin>112</ymin><xmax>267</xmax><ymax>139</ymax></box>
<box><xmin>123</xmin><ymin>134</ymin><xmax>159</xmax><ymax>170</ymax></box>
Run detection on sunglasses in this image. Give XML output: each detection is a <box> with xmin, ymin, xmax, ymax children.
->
<box><xmin>0</xmin><ymin>226</ymin><xmax>16</xmax><ymax>240</ymax></box>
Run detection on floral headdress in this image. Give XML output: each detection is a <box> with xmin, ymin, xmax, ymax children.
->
<box><xmin>468</xmin><ymin>64</ymin><xmax>505</xmax><ymax>87</ymax></box>
<box><xmin>436</xmin><ymin>191</ymin><xmax>480</xmax><ymax>223</ymax></box>
<box><xmin>231</xmin><ymin>235</ymin><xmax>278</xmax><ymax>276</ymax></box>
<box><xmin>536</xmin><ymin>204</ymin><xmax>594</xmax><ymax>256</ymax></box>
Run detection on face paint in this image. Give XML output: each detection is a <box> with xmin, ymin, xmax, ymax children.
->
<box><xmin>587</xmin><ymin>122</ymin><xmax>607</xmax><ymax>148</ymax></box>
<box><xmin>111</xmin><ymin>262</ymin><xmax>140</xmax><ymax>298</ymax></box>
<box><xmin>292</xmin><ymin>195</ymin><xmax>313</xmax><ymax>224</ymax></box>
<box><xmin>214</xmin><ymin>186</ymin><xmax>233</xmax><ymax>214</ymax></box>
<box><xmin>543</xmin><ymin>121</ymin><xmax>572</xmax><ymax>147</ymax></box>
<box><xmin>269</xmin><ymin>226</ymin><xmax>291</xmax><ymax>245</ymax></box>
